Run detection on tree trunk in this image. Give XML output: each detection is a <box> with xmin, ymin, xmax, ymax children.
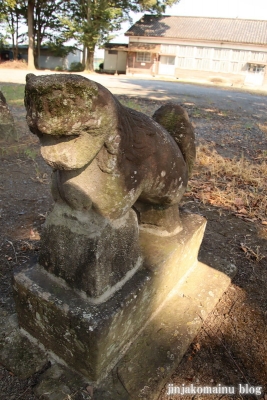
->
<box><xmin>82</xmin><ymin>44</ymin><xmax>86</xmax><ymax>68</ymax></box>
<box><xmin>28</xmin><ymin>0</ymin><xmax>35</xmax><ymax>70</ymax></box>
<box><xmin>35</xmin><ymin>4</ymin><xmax>41</xmax><ymax>69</ymax></box>
<box><xmin>84</xmin><ymin>1</ymin><xmax>94</xmax><ymax>72</ymax></box>
<box><xmin>85</xmin><ymin>46</ymin><xmax>94</xmax><ymax>71</ymax></box>
<box><xmin>10</xmin><ymin>11</ymin><xmax>15</xmax><ymax>60</ymax></box>
<box><xmin>15</xmin><ymin>10</ymin><xmax>19</xmax><ymax>60</ymax></box>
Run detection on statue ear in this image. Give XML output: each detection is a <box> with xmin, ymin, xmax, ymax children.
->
<box><xmin>26</xmin><ymin>73</ymin><xmax>36</xmax><ymax>82</ymax></box>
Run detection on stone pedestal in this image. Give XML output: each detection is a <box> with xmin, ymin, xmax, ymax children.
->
<box><xmin>38</xmin><ymin>203</ymin><xmax>142</xmax><ymax>301</ymax></box>
<box><xmin>12</xmin><ymin>211</ymin><xmax>222</xmax><ymax>385</ymax></box>
<box><xmin>92</xmin><ymin>258</ymin><xmax>236</xmax><ymax>400</ymax></box>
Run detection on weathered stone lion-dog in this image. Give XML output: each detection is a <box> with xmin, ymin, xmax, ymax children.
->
<box><xmin>25</xmin><ymin>74</ymin><xmax>195</xmax><ymax>233</ymax></box>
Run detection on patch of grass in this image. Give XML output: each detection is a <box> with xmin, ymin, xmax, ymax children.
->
<box><xmin>118</xmin><ymin>97</ymin><xmax>159</xmax><ymax>116</ymax></box>
<box><xmin>120</xmin><ymin>98</ymin><xmax>143</xmax><ymax>112</ymax></box>
<box><xmin>245</xmin><ymin>122</ymin><xmax>253</xmax><ymax>130</ymax></box>
<box><xmin>188</xmin><ymin>140</ymin><xmax>267</xmax><ymax>223</ymax></box>
<box><xmin>24</xmin><ymin>147</ymin><xmax>37</xmax><ymax>161</ymax></box>
<box><xmin>0</xmin><ymin>138</ymin><xmax>38</xmax><ymax>159</ymax></box>
<box><xmin>191</xmin><ymin>108</ymin><xmax>203</xmax><ymax>118</ymax></box>
<box><xmin>0</xmin><ymin>83</ymin><xmax>25</xmax><ymax>107</ymax></box>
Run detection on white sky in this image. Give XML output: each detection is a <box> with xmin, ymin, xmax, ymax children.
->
<box><xmin>109</xmin><ymin>0</ymin><xmax>267</xmax><ymax>45</ymax></box>
<box><xmin>166</xmin><ymin>0</ymin><xmax>267</xmax><ymax>19</ymax></box>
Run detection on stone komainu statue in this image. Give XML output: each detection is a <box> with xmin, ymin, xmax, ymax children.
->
<box><xmin>0</xmin><ymin>90</ymin><xmax>16</xmax><ymax>139</ymax></box>
<box><xmin>14</xmin><ymin>75</ymin><xmax>212</xmax><ymax>388</ymax></box>
<box><xmin>25</xmin><ymin>74</ymin><xmax>195</xmax><ymax>231</ymax></box>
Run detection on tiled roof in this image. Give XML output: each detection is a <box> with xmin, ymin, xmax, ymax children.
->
<box><xmin>125</xmin><ymin>15</ymin><xmax>267</xmax><ymax>45</ymax></box>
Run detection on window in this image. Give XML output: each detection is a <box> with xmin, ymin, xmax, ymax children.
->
<box><xmin>239</xmin><ymin>51</ymin><xmax>247</xmax><ymax>61</ymax></box>
<box><xmin>202</xmin><ymin>59</ymin><xmax>210</xmax><ymax>70</ymax></box>
<box><xmin>185</xmin><ymin>46</ymin><xmax>194</xmax><ymax>57</ymax></box>
<box><xmin>196</xmin><ymin>47</ymin><xmax>203</xmax><ymax>57</ymax></box>
<box><xmin>232</xmin><ymin>50</ymin><xmax>240</xmax><ymax>61</ymax></box>
<box><xmin>229</xmin><ymin>62</ymin><xmax>239</xmax><ymax>72</ymax></box>
<box><xmin>250</xmin><ymin>51</ymin><xmax>267</xmax><ymax>63</ymax></box>
<box><xmin>213</xmin><ymin>49</ymin><xmax>221</xmax><ymax>59</ymax></box>
<box><xmin>248</xmin><ymin>64</ymin><xmax>265</xmax><ymax>74</ymax></box>
<box><xmin>219</xmin><ymin>60</ymin><xmax>229</xmax><ymax>72</ymax></box>
<box><xmin>108</xmin><ymin>50</ymin><xmax>118</xmax><ymax>55</ymax></box>
<box><xmin>177</xmin><ymin>57</ymin><xmax>185</xmax><ymax>68</ymax></box>
<box><xmin>160</xmin><ymin>56</ymin><xmax>175</xmax><ymax>65</ymax></box>
<box><xmin>221</xmin><ymin>49</ymin><xmax>230</xmax><ymax>60</ymax></box>
<box><xmin>136</xmin><ymin>52</ymin><xmax>151</xmax><ymax>62</ymax></box>
<box><xmin>196</xmin><ymin>46</ymin><xmax>212</xmax><ymax>59</ymax></box>
<box><xmin>177</xmin><ymin>46</ymin><xmax>186</xmax><ymax>56</ymax></box>
<box><xmin>161</xmin><ymin>44</ymin><xmax>177</xmax><ymax>54</ymax></box>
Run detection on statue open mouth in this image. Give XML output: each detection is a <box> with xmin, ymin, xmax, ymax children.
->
<box><xmin>24</xmin><ymin>74</ymin><xmax>112</xmax><ymax>170</ymax></box>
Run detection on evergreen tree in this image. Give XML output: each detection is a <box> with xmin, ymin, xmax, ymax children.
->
<box><xmin>61</xmin><ymin>0</ymin><xmax>180</xmax><ymax>71</ymax></box>
<box><xmin>1</xmin><ymin>0</ymin><xmax>180</xmax><ymax>70</ymax></box>
<box><xmin>0</xmin><ymin>0</ymin><xmax>26</xmax><ymax>60</ymax></box>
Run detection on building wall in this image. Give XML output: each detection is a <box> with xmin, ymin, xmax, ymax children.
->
<box><xmin>65</xmin><ymin>50</ymin><xmax>82</xmax><ymax>68</ymax></box>
<box><xmin>127</xmin><ymin>51</ymin><xmax>157</xmax><ymax>75</ymax></box>
<box><xmin>15</xmin><ymin>48</ymin><xmax>82</xmax><ymax>70</ymax></box>
<box><xmin>127</xmin><ymin>37</ymin><xmax>267</xmax><ymax>86</ymax></box>
<box><xmin>39</xmin><ymin>55</ymin><xmax>66</xmax><ymax>69</ymax></box>
<box><xmin>104</xmin><ymin>50</ymin><xmax>127</xmax><ymax>73</ymax></box>
<box><xmin>39</xmin><ymin>50</ymin><xmax>82</xmax><ymax>69</ymax></box>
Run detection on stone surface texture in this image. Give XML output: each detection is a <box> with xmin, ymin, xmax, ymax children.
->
<box><xmin>0</xmin><ymin>90</ymin><xmax>16</xmax><ymax>139</ymax></box>
<box><xmin>10</xmin><ymin>74</ymin><xmax>237</xmax><ymax>399</ymax></box>
<box><xmin>23</xmin><ymin>73</ymin><xmax>196</xmax><ymax>302</ymax></box>
<box><xmin>0</xmin><ymin>308</ymin><xmax>49</xmax><ymax>380</ymax></box>
<box><xmin>10</xmin><ymin>256</ymin><xmax>236</xmax><ymax>400</ymax></box>
<box><xmin>13</xmin><ymin>211</ymin><xmax>207</xmax><ymax>383</ymax></box>
<box><xmin>39</xmin><ymin>204</ymin><xmax>142</xmax><ymax>299</ymax></box>
<box><xmin>25</xmin><ymin>74</ymin><xmax>195</xmax><ymax>222</ymax></box>
<box><xmin>93</xmin><ymin>259</ymin><xmax>236</xmax><ymax>400</ymax></box>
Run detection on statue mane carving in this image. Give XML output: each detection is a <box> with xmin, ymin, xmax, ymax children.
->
<box><xmin>25</xmin><ymin>74</ymin><xmax>195</xmax><ymax>227</ymax></box>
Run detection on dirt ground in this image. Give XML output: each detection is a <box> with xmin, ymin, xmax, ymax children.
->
<box><xmin>0</xmin><ymin>88</ymin><xmax>267</xmax><ymax>399</ymax></box>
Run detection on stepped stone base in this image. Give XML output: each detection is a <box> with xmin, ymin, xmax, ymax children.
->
<box><xmin>93</xmin><ymin>259</ymin><xmax>236</xmax><ymax>400</ymax></box>
<box><xmin>12</xmin><ymin>211</ymin><xmax>236</xmax><ymax>398</ymax></box>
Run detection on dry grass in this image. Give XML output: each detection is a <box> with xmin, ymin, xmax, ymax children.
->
<box><xmin>240</xmin><ymin>242</ymin><xmax>265</xmax><ymax>262</ymax></box>
<box><xmin>187</xmin><ymin>140</ymin><xmax>267</xmax><ymax>223</ymax></box>
<box><xmin>257</xmin><ymin>122</ymin><xmax>267</xmax><ymax>136</ymax></box>
<box><xmin>0</xmin><ymin>60</ymin><xmax>27</xmax><ymax>69</ymax></box>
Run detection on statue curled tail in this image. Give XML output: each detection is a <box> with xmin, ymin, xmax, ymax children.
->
<box><xmin>152</xmin><ymin>104</ymin><xmax>196</xmax><ymax>176</ymax></box>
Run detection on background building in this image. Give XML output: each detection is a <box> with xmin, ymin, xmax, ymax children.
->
<box><xmin>102</xmin><ymin>43</ymin><xmax>128</xmax><ymax>74</ymax></box>
<box><xmin>0</xmin><ymin>45</ymin><xmax>82</xmax><ymax>70</ymax></box>
<box><xmin>124</xmin><ymin>15</ymin><xmax>267</xmax><ymax>86</ymax></box>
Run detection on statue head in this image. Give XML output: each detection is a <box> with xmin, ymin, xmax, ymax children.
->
<box><xmin>25</xmin><ymin>74</ymin><xmax>117</xmax><ymax>170</ymax></box>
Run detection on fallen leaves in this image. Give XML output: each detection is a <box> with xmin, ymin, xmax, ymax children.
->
<box><xmin>240</xmin><ymin>243</ymin><xmax>265</xmax><ymax>262</ymax></box>
<box><xmin>189</xmin><ymin>140</ymin><xmax>267</xmax><ymax>223</ymax></box>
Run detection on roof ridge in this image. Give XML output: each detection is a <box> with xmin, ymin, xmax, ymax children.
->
<box><xmin>126</xmin><ymin>15</ymin><xmax>267</xmax><ymax>45</ymax></box>
<box><xmin>139</xmin><ymin>14</ymin><xmax>267</xmax><ymax>23</ymax></box>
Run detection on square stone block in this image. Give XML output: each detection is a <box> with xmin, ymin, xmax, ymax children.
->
<box><xmin>13</xmin><ymin>212</ymin><xmax>207</xmax><ymax>383</ymax></box>
<box><xmin>92</xmin><ymin>260</ymin><xmax>236</xmax><ymax>399</ymax></box>
<box><xmin>38</xmin><ymin>204</ymin><xmax>142</xmax><ymax>300</ymax></box>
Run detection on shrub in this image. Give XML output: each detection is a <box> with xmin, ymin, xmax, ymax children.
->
<box><xmin>69</xmin><ymin>62</ymin><xmax>84</xmax><ymax>72</ymax></box>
